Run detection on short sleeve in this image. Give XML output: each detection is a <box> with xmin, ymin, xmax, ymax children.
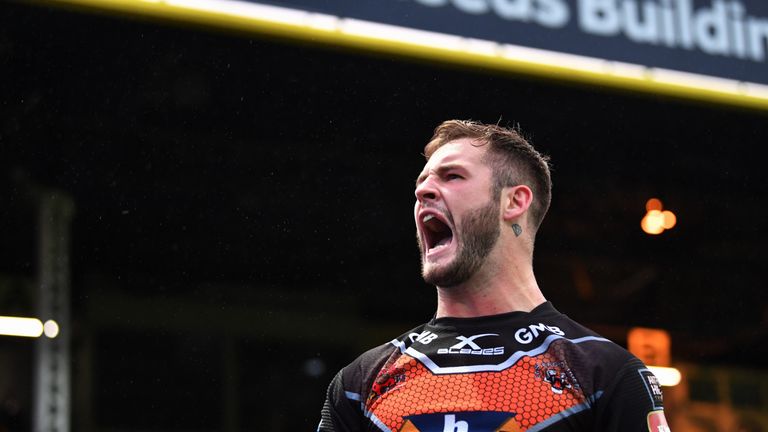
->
<box><xmin>317</xmin><ymin>369</ymin><xmax>364</xmax><ymax>432</ymax></box>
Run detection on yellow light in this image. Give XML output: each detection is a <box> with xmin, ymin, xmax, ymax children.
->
<box><xmin>43</xmin><ymin>320</ymin><xmax>60</xmax><ymax>338</ymax></box>
<box><xmin>641</xmin><ymin>210</ymin><xmax>665</xmax><ymax>235</ymax></box>
<box><xmin>646</xmin><ymin>198</ymin><xmax>663</xmax><ymax>212</ymax></box>
<box><xmin>0</xmin><ymin>316</ymin><xmax>44</xmax><ymax>338</ymax></box>
<box><xmin>647</xmin><ymin>366</ymin><xmax>682</xmax><ymax>386</ymax></box>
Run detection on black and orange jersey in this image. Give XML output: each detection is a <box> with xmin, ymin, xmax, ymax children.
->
<box><xmin>317</xmin><ymin>302</ymin><xmax>670</xmax><ymax>432</ymax></box>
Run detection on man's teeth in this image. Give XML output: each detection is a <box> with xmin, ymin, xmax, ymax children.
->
<box><xmin>423</xmin><ymin>214</ymin><xmax>434</xmax><ymax>223</ymax></box>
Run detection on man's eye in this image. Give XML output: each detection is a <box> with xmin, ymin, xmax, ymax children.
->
<box><xmin>446</xmin><ymin>173</ymin><xmax>463</xmax><ymax>180</ymax></box>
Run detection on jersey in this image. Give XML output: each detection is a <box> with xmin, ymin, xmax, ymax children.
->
<box><xmin>317</xmin><ymin>302</ymin><xmax>670</xmax><ymax>432</ymax></box>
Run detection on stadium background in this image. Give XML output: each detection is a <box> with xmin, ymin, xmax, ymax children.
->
<box><xmin>1</xmin><ymin>0</ymin><xmax>768</xmax><ymax>430</ymax></box>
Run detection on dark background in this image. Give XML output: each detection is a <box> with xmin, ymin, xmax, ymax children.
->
<box><xmin>1</xmin><ymin>1</ymin><xmax>767</xmax><ymax>430</ymax></box>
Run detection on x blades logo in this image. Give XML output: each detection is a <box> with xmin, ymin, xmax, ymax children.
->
<box><xmin>437</xmin><ymin>334</ymin><xmax>504</xmax><ymax>356</ymax></box>
<box><xmin>400</xmin><ymin>411</ymin><xmax>520</xmax><ymax>432</ymax></box>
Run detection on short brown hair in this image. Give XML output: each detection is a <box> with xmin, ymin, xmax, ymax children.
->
<box><xmin>424</xmin><ymin>119</ymin><xmax>552</xmax><ymax>233</ymax></box>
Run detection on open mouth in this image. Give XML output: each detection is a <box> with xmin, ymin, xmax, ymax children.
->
<box><xmin>421</xmin><ymin>213</ymin><xmax>454</xmax><ymax>255</ymax></box>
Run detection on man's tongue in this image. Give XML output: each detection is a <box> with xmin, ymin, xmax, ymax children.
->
<box><xmin>433</xmin><ymin>235</ymin><xmax>452</xmax><ymax>249</ymax></box>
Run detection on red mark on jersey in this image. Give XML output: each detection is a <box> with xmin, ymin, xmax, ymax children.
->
<box><xmin>647</xmin><ymin>410</ymin><xmax>671</xmax><ymax>432</ymax></box>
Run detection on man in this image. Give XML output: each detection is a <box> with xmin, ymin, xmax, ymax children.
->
<box><xmin>317</xmin><ymin>120</ymin><xmax>670</xmax><ymax>432</ymax></box>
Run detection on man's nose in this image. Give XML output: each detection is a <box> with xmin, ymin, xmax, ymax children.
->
<box><xmin>415</xmin><ymin>178</ymin><xmax>440</xmax><ymax>203</ymax></box>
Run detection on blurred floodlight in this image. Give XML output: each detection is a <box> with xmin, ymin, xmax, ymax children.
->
<box><xmin>647</xmin><ymin>366</ymin><xmax>682</xmax><ymax>387</ymax></box>
<box><xmin>0</xmin><ymin>316</ymin><xmax>44</xmax><ymax>338</ymax></box>
<box><xmin>43</xmin><ymin>320</ymin><xmax>60</xmax><ymax>338</ymax></box>
<box><xmin>642</xmin><ymin>199</ymin><xmax>676</xmax><ymax>235</ymax></box>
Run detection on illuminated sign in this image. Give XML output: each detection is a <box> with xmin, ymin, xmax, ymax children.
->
<box><xmin>47</xmin><ymin>0</ymin><xmax>768</xmax><ymax>109</ymax></box>
<box><xmin>274</xmin><ymin>0</ymin><xmax>768</xmax><ymax>84</ymax></box>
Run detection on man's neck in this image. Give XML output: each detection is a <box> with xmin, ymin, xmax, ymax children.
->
<box><xmin>434</xmin><ymin>264</ymin><xmax>546</xmax><ymax>319</ymax></box>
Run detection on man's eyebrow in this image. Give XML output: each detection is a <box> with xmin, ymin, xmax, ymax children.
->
<box><xmin>415</xmin><ymin>171</ymin><xmax>427</xmax><ymax>187</ymax></box>
<box><xmin>415</xmin><ymin>163</ymin><xmax>465</xmax><ymax>186</ymax></box>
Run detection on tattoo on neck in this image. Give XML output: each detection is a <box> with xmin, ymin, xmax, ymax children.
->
<box><xmin>512</xmin><ymin>224</ymin><xmax>522</xmax><ymax>237</ymax></box>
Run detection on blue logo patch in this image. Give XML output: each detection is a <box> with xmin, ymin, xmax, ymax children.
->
<box><xmin>402</xmin><ymin>411</ymin><xmax>517</xmax><ymax>432</ymax></box>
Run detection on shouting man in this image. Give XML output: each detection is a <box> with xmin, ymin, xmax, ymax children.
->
<box><xmin>317</xmin><ymin>120</ymin><xmax>670</xmax><ymax>432</ymax></box>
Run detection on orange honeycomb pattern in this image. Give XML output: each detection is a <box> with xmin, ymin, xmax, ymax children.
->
<box><xmin>366</xmin><ymin>347</ymin><xmax>586</xmax><ymax>431</ymax></box>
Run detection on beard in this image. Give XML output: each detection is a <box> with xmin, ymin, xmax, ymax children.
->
<box><xmin>419</xmin><ymin>198</ymin><xmax>500</xmax><ymax>287</ymax></box>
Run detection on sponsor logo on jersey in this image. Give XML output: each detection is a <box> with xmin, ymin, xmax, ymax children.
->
<box><xmin>410</xmin><ymin>330</ymin><xmax>440</xmax><ymax>345</ymax></box>
<box><xmin>639</xmin><ymin>369</ymin><xmax>664</xmax><ymax>410</ymax></box>
<box><xmin>534</xmin><ymin>361</ymin><xmax>578</xmax><ymax>395</ymax></box>
<box><xmin>647</xmin><ymin>410</ymin><xmax>671</xmax><ymax>432</ymax></box>
<box><xmin>400</xmin><ymin>411</ymin><xmax>519</xmax><ymax>432</ymax></box>
<box><xmin>437</xmin><ymin>334</ymin><xmax>504</xmax><ymax>356</ymax></box>
<box><xmin>513</xmin><ymin>323</ymin><xmax>565</xmax><ymax>344</ymax></box>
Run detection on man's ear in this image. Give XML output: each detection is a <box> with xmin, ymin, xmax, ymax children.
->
<box><xmin>502</xmin><ymin>185</ymin><xmax>533</xmax><ymax>222</ymax></box>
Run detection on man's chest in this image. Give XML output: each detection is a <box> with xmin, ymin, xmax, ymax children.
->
<box><xmin>363</xmin><ymin>349</ymin><xmax>591</xmax><ymax>432</ymax></box>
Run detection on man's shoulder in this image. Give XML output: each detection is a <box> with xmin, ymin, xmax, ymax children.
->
<box><xmin>336</xmin><ymin>321</ymin><xmax>430</xmax><ymax>389</ymax></box>
<box><xmin>561</xmin><ymin>315</ymin><xmax>631</xmax><ymax>356</ymax></box>
<box><xmin>547</xmin><ymin>309</ymin><xmax>635</xmax><ymax>358</ymax></box>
